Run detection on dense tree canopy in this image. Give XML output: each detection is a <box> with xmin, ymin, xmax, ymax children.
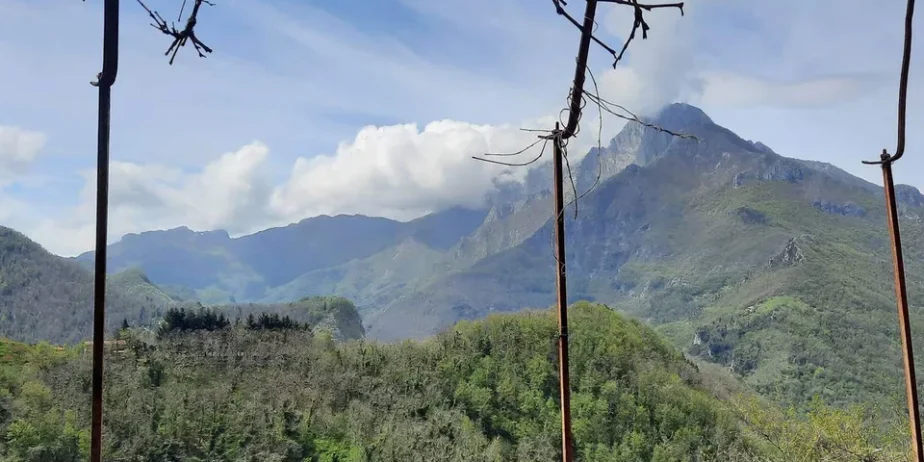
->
<box><xmin>0</xmin><ymin>302</ymin><xmax>910</xmax><ymax>461</ymax></box>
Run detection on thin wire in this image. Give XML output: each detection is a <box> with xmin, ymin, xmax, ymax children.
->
<box><xmin>472</xmin><ymin>139</ymin><xmax>549</xmax><ymax>167</ymax></box>
<box><xmin>483</xmin><ymin>138</ymin><xmax>545</xmax><ymax>157</ymax></box>
<box><xmin>570</xmin><ymin>66</ymin><xmax>605</xmax><ymax>206</ymax></box>
<box><xmin>562</xmin><ymin>141</ymin><xmax>579</xmax><ymax>219</ymax></box>
<box><xmin>177</xmin><ymin>0</ymin><xmax>188</xmax><ymax>22</ymax></box>
<box><xmin>521</xmin><ymin>128</ymin><xmax>557</xmax><ymax>133</ymax></box>
<box><xmin>550</xmin><ymin>133</ymin><xmax>566</xmax><ymax>264</ymax></box>
<box><xmin>587</xmin><ymin>93</ymin><xmax>698</xmax><ymax>140</ymax></box>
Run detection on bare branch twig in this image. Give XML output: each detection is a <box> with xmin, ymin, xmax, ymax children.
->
<box><xmin>553</xmin><ymin>0</ymin><xmax>684</xmax><ymax>68</ymax></box>
<box><xmin>136</xmin><ymin>0</ymin><xmax>214</xmax><ymax>65</ymax></box>
<box><xmin>553</xmin><ymin>2</ymin><xmax>621</xmax><ymax>58</ymax></box>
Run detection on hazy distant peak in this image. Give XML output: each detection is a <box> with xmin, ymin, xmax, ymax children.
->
<box><xmin>120</xmin><ymin>226</ymin><xmax>231</xmax><ymax>243</ymax></box>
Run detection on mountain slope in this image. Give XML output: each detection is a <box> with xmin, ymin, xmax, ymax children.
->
<box><xmin>108</xmin><ymin>267</ymin><xmax>177</xmax><ymax>307</ymax></box>
<box><xmin>0</xmin><ymin>227</ymin><xmax>173</xmax><ymax>344</ymax></box>
<box><xmin>260</xmin><ymin>237</ymin><xmax>445</xmax><ymax>313</ymax></box>
<box><xmin>76</xmin><ymin>208</ymin><xmax>489</xmax><ymax>305</ymax></box>
<box><xmin>366</xmin><ymin>104</ymin><xmax>924</xmax><ymax>409</ymax></box>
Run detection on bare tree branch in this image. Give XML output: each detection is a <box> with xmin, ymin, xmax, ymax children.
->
<box><xmin>552</xmin><ymin>1</ymin><xmax>621</xmax><ymax>58</ymax></box>
<box><xmin>136</xmin><ymin>0</ymin><xmax>214</xmax><ymax>65</ymax></box>
<box><xmin>554</xmin><ymin>0</ymin><xmax>684</xmax><ymax>68</ymax></box>
<box><xmin>600</xmin><ymin>0</ymin><xmax>685</xmax><ymax>11</ymax></box>
<box><xmin>612</xmin><ymin>0</ymin><xmax>685</xmax><ymax>67</ymax></box>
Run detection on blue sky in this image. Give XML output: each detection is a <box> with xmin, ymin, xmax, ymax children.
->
<box><xmin>0</xmin><ymin>0</ymin><xmax>921</xmax><ymax>256</ymax></box>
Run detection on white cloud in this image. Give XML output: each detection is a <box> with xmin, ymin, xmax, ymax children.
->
<box><xmin>0</xmin><ymin>125</ymin><xmax>45</xmax><ymax>177</ymax></box>
<box><xmin>595</xmin><ymin>0</ymin><xmax>703</xmax><ymax>116</ymax></box>
<box><xmin>33</xmin><ymin>142</ymin><xmax>274</xmax><ymax>256</ymax></box>
<box><xmin>270</xmin><ymin>120</ymin><xmax>540</xmax><ymax>221</ymax></box>
<box><xmin>30</xmin><ymin>124</ymin><xmax>550</xmax><ymax>256</ymax></box>
<box><xmin>100</xmin><ymin>141</ymin><xmax>274</xmax><ymax>234</ymax></box>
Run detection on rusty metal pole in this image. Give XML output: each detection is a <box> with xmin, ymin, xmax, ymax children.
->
<box><xmin>90</xmin><ymin>1</ymin><xmax>119</xmax><ymax>461</ymax></box>
<box><xmin>550</xmin><ymin>2</ymin><xmax>597</xmax><ymax>459</ymax></box>
<box><xmin>861</xmin><ymin>0</ymin><xmax>919</xmax><ymax>458</ymax></box>
<box><xmin>879</xmin><ymin>151</ymin><xmax>923</xmax><ymax>462</ymax></box>
<box><xmin>551</xmin><ymin>123</ymin><xmax>574</xmax><ymax>462</ymax></box>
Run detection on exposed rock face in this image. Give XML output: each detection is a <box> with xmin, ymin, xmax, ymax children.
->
<box><xmin>692</xmin><ymin>330</ymin><xmax>708</xmax><ymax>346</ymax></box>
<box><xmin>768</xmin><ymin>237</ymin><xmax>806</xmax><ymax>268</ymax></box>
<box><xmin>885</xmin><ymin>185</ymin><xmax>924</xmax><ymax>222</ymax></box>
<box><xmin>733</xmin><ymin>159</ymin><xmax>806</xmax><ymax>187</ymax></box>
<box><xmin>749</xmin><ymin>141</ymin><xmax>776</xmax><ymax>155</ymax></box>
<box><xmin>732</xmin><ymin>173</ymin><xmax>746</xmax><ymax>188</ymax></box>
<box><xmin>895</xmin><ymin>185</ymin><xmax>924</xmax><ymax>207</ymax></box>
<box><xmin>761</xmin><ymin>162</ymin><xmax>805</xmax><ymax>183</ymax></box>
<box><xmin>812</xmin><ymin>200</ymin><xmax>867</xmax><ymax>217</ymax></box>
<box><xmin>734</xmin><ymin>207</ymin><xmax>769</xmax><ymax>225</ymax></box>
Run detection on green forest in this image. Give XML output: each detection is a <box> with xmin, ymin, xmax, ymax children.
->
<box><xmin>0</xmin><ymin>302</ymin><xmax>912</xmax><ymax>461</ymax></box>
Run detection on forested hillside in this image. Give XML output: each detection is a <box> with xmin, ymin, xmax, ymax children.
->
<box><xmin>0</xmin><ymin>227</ymin><xmax>172</xmax><ymax>344</ymax></box>
<box><xmin>0</xmin><ymin>303</ymin><xmax>908</xmax><ymax>461</ymax></box>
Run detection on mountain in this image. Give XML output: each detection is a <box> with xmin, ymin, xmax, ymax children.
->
<box><xmin>369</xmin><ymin>104</ymin><xmax>912</xmax><ymax>338</ymax></box>
<box><xmin>65</xmin><ymin>103</ymin><xmax>924</xmax><ymax>410</ymax></box>
<box><xmin>0</xmin><ymin>226</ymin><xmax>173</xmax><ymax>344</ymax></box>
<box><xmin>75</xmin><ymin>206</ymin><xmax>488</xmax><ymax>306</ymax></box>
<box><xmin>0</xmin><ymin>226</ymin><xmax>367</xmax><ymax>343</ymax></box>
<box><xmin>108</xmin><ymin>266</ymin><xmax>176</xmax><ymax>307</ymax></box>
<box><xmin>369</xmin><ymin>103</ymin><xmax>924</xmax><ymax>407</ymax></box>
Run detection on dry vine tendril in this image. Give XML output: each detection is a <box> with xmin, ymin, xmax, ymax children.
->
<box><xmin>136</xmin><ymin>0</ymin><xmax>214</xmax><ymax>65</ymax></box>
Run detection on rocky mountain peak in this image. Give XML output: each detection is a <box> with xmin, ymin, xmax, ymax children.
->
<box><xmin>650</xmin><ymin>102</ymin><xmax>715</xmax><ymax>130</ymax></box>
<box><xmin>574</xmin><ymin>103</ymin><xmax>715</xmax><ymax>189</ymax></box>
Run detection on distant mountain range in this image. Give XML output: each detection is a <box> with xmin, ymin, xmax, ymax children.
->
<box><xmin>0</xmin><ymin>225</ymin><xmax>365</xmax><ymax>343</ymax></box>
<box><xmin>5</xmin><ymin>102</ymin><xmax>924</xmax><ymax>408</ymax></box>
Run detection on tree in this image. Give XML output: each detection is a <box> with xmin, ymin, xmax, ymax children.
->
<box><xmin>113</xmin><ymin>318</ymin><xmax>130</xmax><ymax>340</ymax></box>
